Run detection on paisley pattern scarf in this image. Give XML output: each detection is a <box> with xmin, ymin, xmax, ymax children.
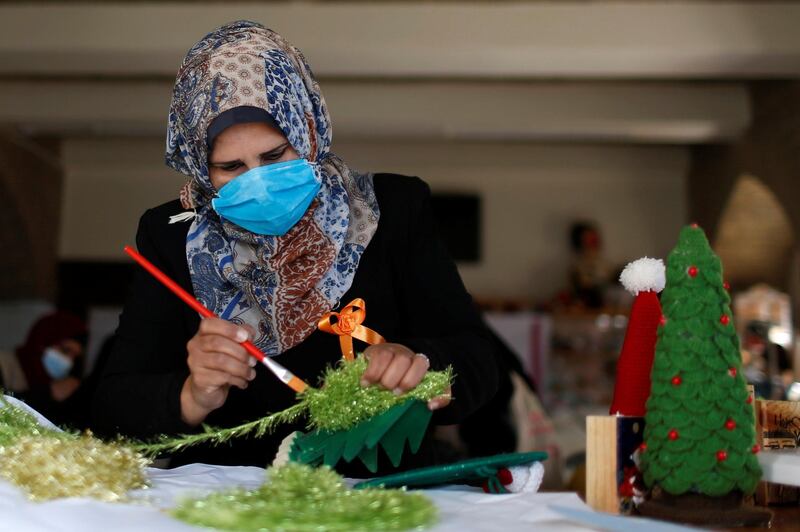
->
<box><xmin>165</xmin><ymin>21</ymin><xmax>380</xmax><ymax>356</ymax></box>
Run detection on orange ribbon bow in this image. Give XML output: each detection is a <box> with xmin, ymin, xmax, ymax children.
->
<box><xmin>318</xmin><ymin>298</ymin><xmax>386</xmax><ymax>361</ymax></box>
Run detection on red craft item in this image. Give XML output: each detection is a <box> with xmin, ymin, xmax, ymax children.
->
<box><xmin>671</xmin><ymin>375</ymin><xmax>682</xmax><ymax>386</ymax></box>
<box><xmin>725</xmin><ymin>419</ymin><xmax>736</xmax><ymax>431</ymax></box>
<box><xmin>668</xmin><ymin>429</ymin><xmax>679</xmax><ymax>441</ymax></box>
<box><xmin>688</xmin><ymin>266</ymin><xmax>698</xmax><ymax>278</ymax></box>
<box><xmin>720</xmin><ymin>315</ymin><xmax>730</xmax><ymax>325</ymax></box>
<box><xmin>723</xmin><ymin>281</ymin><xmax>731</xmax><ymax>291</ymax></box>
<box><xmin>716</xmin><ymin>450</ymin><xmax>728</xmax><ymax>462</ymax></box>
<box><xmin>610</xmin><ymin>289</ymin><xmax>663</xmax><ymax>416</ymax></box>
<box><xmin>752</xmin><ymin>445</ymin><xmax>761</xmax><ymax>454</ymax></box>
<box><xmin>729</xmin><ymin>367</ymin><xmax>737</xmax><ymax>378</ymax></box>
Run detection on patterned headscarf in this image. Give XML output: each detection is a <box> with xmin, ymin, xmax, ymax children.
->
<box><xmin>165</xmin><ymin>21</ymin><xmax>380</xmax><ymax>356</ymax></box>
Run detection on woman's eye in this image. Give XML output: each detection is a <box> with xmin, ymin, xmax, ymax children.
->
<box><xmin>263</xmin><ymin>149</ymin><xmax>286</xmax><ymax>162</ymax></box>
<box><xmin>220</xmin><ymin>162</ymin><xmax>243</xmax><ymax>172</ymax></box>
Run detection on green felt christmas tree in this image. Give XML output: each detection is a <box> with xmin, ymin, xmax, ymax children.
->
<box><xmin>640</xmin><ymin>225</ymin><xmax>762</xmax><ymax>497</ymax></box>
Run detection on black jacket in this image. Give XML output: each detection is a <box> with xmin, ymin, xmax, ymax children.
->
<box><xmin>93</xmin><ymin>174</ymin><xmax>498</xmax><ymax>472</ymax></box>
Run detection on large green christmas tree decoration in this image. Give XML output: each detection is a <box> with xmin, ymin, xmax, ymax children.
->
<box><xmin>638</xmin><ymin>225</ymin><xmax>768</xmax><ymax>526</ymax></box>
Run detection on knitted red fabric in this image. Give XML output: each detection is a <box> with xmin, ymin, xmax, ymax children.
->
<box><xmin>609</xmin><ymin>290</ymin><xmax>662</xmax><ymax>416</ymax></box>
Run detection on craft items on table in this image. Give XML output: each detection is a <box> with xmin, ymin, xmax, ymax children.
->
<box><xmin>754</xmin><ymin>397</ymin><xmax>800</xmax><ymax>504</ymax></box>
<box><xmin>587</xmin><ymin>257</ymin><xmax>664</xmax><ymax>514</ymax></box>
<box><xmin>609</xmin><ymin>257</ymin><xmax>665</xmax><ymax>418</ymax></box>
<box><xmin>588</xmin><ymin>226</ymin><xmax>775</xmax><ymax>527</ymax></box>
<box><xmin>586</xmin><ymin>415</ymin><xmax>647</xmax><ymax>514</ymax></box>
<box><xmin>353</xmin><ymin>450</ymin><xmax>547</xmax><ymax>494</ymax></box>
<box><xmin>0</xmin><ymin>394</ymin><xmax>148</xmax><ymax>501</ymax></box>
<box><xmin>172</xmin><ymin>462</ymin><xmax>437</xmax><ymax>532</ymax></box>
<box><xmin>636</xmin><ymin>226</ymin><xmax>769</xmax><ymax>526</ymax></box>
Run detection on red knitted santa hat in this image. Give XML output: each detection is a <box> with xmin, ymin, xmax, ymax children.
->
<box><xmin>609</xmin><ymin>257</ymin><xmax>665</xmax><ymax>416</ymax></box>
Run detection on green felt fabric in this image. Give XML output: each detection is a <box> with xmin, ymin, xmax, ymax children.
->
<box><xmin>353</xmin><ymin>451</ymin><xmax>548</xmax><ymax>490</ymax></box>
<box><xmin>289</xmin><ymin>400</ymin><xmax>433</xmax><ymax>472</ymax></box>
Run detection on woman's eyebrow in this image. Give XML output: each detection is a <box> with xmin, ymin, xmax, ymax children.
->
<box><xmin>209</xmin><ymin>143</ymin><xmax>289</xmax><ymax>166</ymax></box>
<box><xmin>209</xmin><ymin>158</ymin><xmax>242</xmax><ymax>167</ymax></box>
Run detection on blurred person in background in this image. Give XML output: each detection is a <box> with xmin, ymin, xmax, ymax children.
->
<box><xmin>1</xmin><ymin>311</ymin><xmax>88</xmax><ymax>426</ymax></box>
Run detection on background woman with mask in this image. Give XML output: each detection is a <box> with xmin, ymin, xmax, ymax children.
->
<box><xmin>93</xmin><ymin>21</ymin><xmax>498</xmax><ymax>472</ymax></box>
<box><xmin>2</xmin><ymin>311</ymin><xmax>88</xmax><ymax>426</ymax></box>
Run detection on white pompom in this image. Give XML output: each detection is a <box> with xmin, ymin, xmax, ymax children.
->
<box><xmin>505</xmin><ymin>462</ymin><xmax>545</xmax><ymax>494</ymax></box>
<box><xmin>619</xmin><ymin>257</ymin><xmax>666</xmax><ymax>295</ymax></box>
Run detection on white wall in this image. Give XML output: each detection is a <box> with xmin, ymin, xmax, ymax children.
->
<box><xmin>59</xmin><ymin>138</ymin><xmax>688</xmax><ymax>301</ymax></box>
<box><xmin>336</xmin><ymin>141</ymin><xmax>689</xmax><ymax>301</ymax></box>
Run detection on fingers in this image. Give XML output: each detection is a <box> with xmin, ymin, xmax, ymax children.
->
<box><xmin>199</xmin><ymin>317</ymin><xmax>250</xmax><ymax>343</ymax></box>
<box><xmin>427</xmin><ymin>385</ymin><xmax>453</xmax><ymax>411</ymax></box>
<box><xmin>193</xmin><ymin>367</ymin><xmax>250</xmax><ymax>391</ymax></box>
<box><xmin>397</xmin><ymin>354</ymin><xmax>430</xmax><ymax>393</ymax></box>
<box><xmin>360</xmin><ymin>345</ymin><xmax>396</xmax><ymax>386</ymax></box>
<box><xmin>195</xmin><ymin>333</ymin><xmax>251</xmax><ymax>366</ymax></box>
<box><xmin>361</xmin><ymin>344</ymin><xmax>434</xmax><ymax>395</ymax></box>
<box><xmin>187</xmin><ymin>318</ymin><xmax>257</xmax><ymax>395</ymax></box>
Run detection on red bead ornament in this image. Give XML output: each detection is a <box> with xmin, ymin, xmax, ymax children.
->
<box><xmin>725</xmin><ymin>419</ymin><xmax>736</xmax><ymax>431</ymax></box>
<box><xmin>671</xmin><ymin>375</ymin><xmax>682</xmax><ymax>386</ymax></box>
<box><xmin>496</xmin><ymin>468</ymin><xmax>513</xmax><ymax>486</ymax></box>
<box><xmin>729</xmin><ymin>367</ymin><xmax>737</xmax><ymax>378</ymax></box>
<box><xmin>723</xmin><ymin>281</ymin><xmax>731</xmax><ymax>291</ymax></box>
<box><xmin>752</xmin><ymin>445</ymin><xmax>761</xmax><ymax>454</ymax></box>
<box><xmin>687</xmin><ymin>266</ymin><xmax>698</xmax><ymax>278</ymax></box>
<box><xmin>668</xmin><ymin>429</ymin><xmax>679</xmax><ymax>441</ymax></box>
<box><xmin>690</xmin><ymin>223</ymin><xmax>699</xmax><ymax>228</ymax></box>
<box><xmin>746</xmin><ymin>395</ymin><xmax>753</xmax><ymax>404</ymax></box>
<box><xmin>659</xmin><ymin>315</ymin><xmax>667</xmax><ymax>326</ymax></box>
<box><xmin>716</xmin><ymin>450</ymin><xmax>728</xmax><ymax>462</ymax></box>
<box><xmin>639</xmin><ymin>443</ymin><xmax>647</xmax><ymax>452</ymax></box>
<box><xmin>720</xmin><ymin>315</ymin><xmax>730</xmax><ymax>325</ymax></box>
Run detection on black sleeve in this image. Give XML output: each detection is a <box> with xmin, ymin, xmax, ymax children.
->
<box><xmin>92</xmin><ymin>210</ymin><xmax>196</xmax><ymax>439</ymax></box>
<box><xmin>393</xmin><ymin>177</ymin><xmax>499</xmax><ymax>425</ymax></box>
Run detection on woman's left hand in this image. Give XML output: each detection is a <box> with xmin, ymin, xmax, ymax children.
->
<box><xmin>360</xmin><ymin>343</ymin><xmax>451</xmax><ymax>410</ymax></box>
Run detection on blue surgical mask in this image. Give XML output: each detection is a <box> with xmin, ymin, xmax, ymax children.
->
<box><xmin>41</xmin><ymin>347</ymin><xmax>73</xmax><ymax>380</ymax></box>
<box><xmin>211</xmin><ymin>158</ymin><xmax>321</xmax><ymax>236</ymax></box>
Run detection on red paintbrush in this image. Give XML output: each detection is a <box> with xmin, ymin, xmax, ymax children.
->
<box><xmin>123</xmin><ymin>245</ymin><xmax>309</xmax><ymax>393</ymax></box>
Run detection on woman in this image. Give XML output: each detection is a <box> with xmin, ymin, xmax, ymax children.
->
<box><xmin>9</xmin><ymin>311</ymin><xmax>87</xmax><ymax>426</ymax></box>
<box><xmin>93</xmin><ymin>21</ymin><xmax>498</xmax><ymax>471</ymax></box>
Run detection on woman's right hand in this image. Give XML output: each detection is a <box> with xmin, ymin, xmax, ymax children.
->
<box><xmin>180</xmin><ymin>318</ymin><xmax>256</xmax><ymax>426</ymax></box>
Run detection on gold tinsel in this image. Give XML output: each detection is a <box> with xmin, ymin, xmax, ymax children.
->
<box><xmin>0</xmin><ymin>395</ymin><xmax>149</xmax><ymax>501</ymax></box>
<box><xmin>0</xmin><ymin>434</ymin><xmax>149</xmax><ymax>502</ymax></box>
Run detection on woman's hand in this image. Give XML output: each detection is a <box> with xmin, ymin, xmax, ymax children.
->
<box><xmin>180</xmin><ymin>318</ymin><xmax>256</xmax><ymax>426</ymax></box>
<box><xmin>50</xmin><ymin>377</ymin><xmax>81</xmax><ymax>402</ymax></box>
<box><xmin>360</xmin><ymin>343</ymin><xmax>452</xmax><ymax>410</ymax></box>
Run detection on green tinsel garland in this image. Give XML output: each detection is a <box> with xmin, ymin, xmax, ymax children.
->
<box><xmin>172</xmin><ymin>462</ymin><xmax>437</xmax><ymax>531</ymax></box>
<box><xmin>136</xmin><ymin>357</ymin><xmax>452</xmax><ymax>456</ymax></box>
<box><xmin>0</xmin><ymin>395</ymin><xmax>64</xmax><ymax>446</ymax></box>
<box><xmin>303</xmin><ymin>357</ymin><xmax>451</xmax><ymax>432</ymax></box>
